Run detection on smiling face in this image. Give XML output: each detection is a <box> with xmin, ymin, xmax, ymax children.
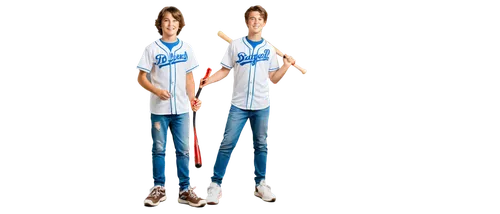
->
<box><xmin>155</xmin><ymin>6</ymin><xmax>185</xmax><ymax>37</ymax></box>
<box><xmin>161</xmin><ymin>12</ymin><xmax>179</xmax><ymax>37</ymax></box>
<box><xmin>246</xmin><ymin>11</ymin><xmax>266</xmax><ymax>35</ymax></box>
<box><xmin>244</xmin><ymin>6</ymin><xmax>268</xmax><ymax>36</ymax></box>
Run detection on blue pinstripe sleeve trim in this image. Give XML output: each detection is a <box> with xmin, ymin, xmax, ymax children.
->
<box><xmin>186</xmin><ymin>65</ymin><xmax>199</xmax><ymax>73</ymax></box>
<box><xmin>269</xmin><ymin>67</ymin><xmax>279</xmax><ymax>72</ymax></box>
<box><xmin>221</xmin><ymin>63</ymin><xmax>232</xmax><ymax>69</ymax></box>
<box><xmin>137</xmin><ymin>66</ymin><xmax>151</xmax><ymax>73</ymax></box>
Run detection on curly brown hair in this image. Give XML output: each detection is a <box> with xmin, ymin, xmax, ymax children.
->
<box><xmin>155</xmin><ymin>6</ymin><xmax>185</xmax><ymax>36</ymax></box>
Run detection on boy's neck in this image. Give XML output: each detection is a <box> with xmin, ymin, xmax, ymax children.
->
<box><xmin>162</xmin><ymin>34</ymin><xmax>177</xmax><ymax>42</ymax></box>
<box><xmin>247</xmin><ymin>32</ymin><xmax>262</xmax><ymax>41</ymax></box>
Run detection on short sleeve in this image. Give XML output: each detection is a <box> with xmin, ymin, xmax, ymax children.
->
<box><xmin>137</xmin><ymin>47</ymin><xmax>153</xmax><ymax>73</ymax></box>
<box><xmin>268</xmin><ymin>47</ymin><xmax>279</xmax><ymax>72</ymax></box>
<box><xmin>221</xmin><ymin>43</ymin><xmax>234</xmax><ymax>69</ymax></box>
<box><xmin>185</xmin><ymin>44</ymin><xmax>199</xmax><ymax>73</ymax></box>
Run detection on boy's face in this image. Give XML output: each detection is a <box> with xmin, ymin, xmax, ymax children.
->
<box><xmin>161</xmin><ymin>12</ymin><xmax>179</xmax><ymax>37</ymax></box>
<box><xmin>246</xmin><ymin>11</ymin><xmax>266</xmax><ymax>34</ymax></box>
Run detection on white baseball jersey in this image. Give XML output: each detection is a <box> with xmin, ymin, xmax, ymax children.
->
<box><xmin>221</xmin><ymin>37</ymin><xmax>279</xmax><ymax>110</ymax></box>
<box><xmin>137</xmin><ymin>39</ymin><xmax>198</xmax><ymax>115</ymax></box>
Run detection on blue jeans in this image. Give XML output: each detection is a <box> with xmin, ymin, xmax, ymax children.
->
<box><xmin>151</xmin><ymin>113</ymin><xmax>190</xmax><ymax>191</ymax></box>
<box><xmin>211</xmin><ymin>105</ymin><xmax>270</xmax><ymax>186</ymax></box>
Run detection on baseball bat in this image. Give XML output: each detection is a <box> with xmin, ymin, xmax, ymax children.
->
<box><xmin>192</xmin><ymin>65</ymin><xmax>214</xmax><ymax>170</ymax></box>
<box><xmin>193</xmin><ymin>122</ymin><xmax>201</xmax><ymax>168</ymax></box>
<box><xmin>217</xmin><ymin>31</ymin><xmax>307</xmax><ymax>74</ymax></box>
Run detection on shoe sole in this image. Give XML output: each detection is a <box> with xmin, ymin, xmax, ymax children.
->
<box><xmin>207</xmin><ymin>202</ymin><xmax>222</xmax><ymax>208</ymax></box>
<box><xmin>144</xmin><ymin>196</ymin><xmax>167</xmax><ymax>207</ymax></box>
<box><xmin>252</xmin><ymin>192</ymin><xmax>278</xmax><ymax>205</ymax></box>
<box><xmin>207</xmin><ymin>192</ymin><xmax>222</xmax><ymax>205</ymax></box>
<box><xmin>178</xmin><ymin>198</ymin><xmax>207</xmax><ymax>207</ymax></box>
<box><xmin>205</xmin><ymin>192</ymin><xmax>226</xmax><ymax>208</ymax></box>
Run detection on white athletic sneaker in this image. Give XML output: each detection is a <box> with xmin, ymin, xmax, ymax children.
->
<box><xmin>206</xmin><ymin>182</ymin><xmax>222</xmax><ymax>205</ymax></box>
<box><xmin>254</xmin><ymin>180</ymin><xmax>276</xmax><ymax>202</ymax></box>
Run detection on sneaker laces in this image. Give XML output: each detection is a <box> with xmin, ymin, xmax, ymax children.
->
<box><xmin>260</xmin><ymin>182</ymin><xmax>276</xmax><ymax>194</ymax></box>
<box><xmin>207</xmin><ymin>183</ymin><xmax>218</xmax><ymax>197</ymax></box>
<box><xmin>187</xmin><ymin>187</ymin><xmax>199</xmax><ymax>199</ymax></box>
<box><xmin>150</xmin><ymin>186</ymin><xmax>162</xmax><ymax>197</ymax></box>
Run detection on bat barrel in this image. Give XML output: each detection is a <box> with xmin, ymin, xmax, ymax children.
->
<box><xmin>218</xmin><ymin>31</ymin><xmax>233</xmax><ymax>43</ymax></box>
<box><xmin>194</xmin><ymin>131</ymin><xmax>202</xmax><ymax>168</ymax></box>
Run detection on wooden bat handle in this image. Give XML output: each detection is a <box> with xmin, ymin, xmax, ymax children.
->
<box><xmin>271</xmin><ymin>45</ymin><xmax>307</xmax><ymax>74</ymax></box>
<box><xmin>291</xmin><ymin>64</ymin><xmax>307</xmax><ymax>74</ymax></box>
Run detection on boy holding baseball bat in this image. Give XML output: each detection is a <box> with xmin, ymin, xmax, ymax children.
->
<box><xmin>200</xmin><ymin>5</ymin><xmax>295</xmax><ymax>204</ymax></box>
<box><xmin>137</xmin><ymin>6</ymin><xmax>206</xmax><ymax>207</ymax></box>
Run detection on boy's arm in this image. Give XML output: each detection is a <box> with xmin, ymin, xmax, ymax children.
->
<box><xmin>269</xmin><ymin>54</ymin><xmax>292</xmax><ymax>86</ymax></box>
<box><xmin>186</xmin><ymin>72</ymin><xmax>196</xmax><ymax>101</ymax></box>
<box><xmin>136</xmin><ymin>70</ymin><xmax>158</xmax><ymax>94</ymax></box>
<box><xmin>200</xmin><ymin>66</ymin><xmax>231</xmax><ymax>88</ymax></box>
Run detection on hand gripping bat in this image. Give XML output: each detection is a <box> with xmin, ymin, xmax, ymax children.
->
<box><xmin>192</xmin><ymin>65</ymin><xmax>215</xmax><ymax>169</ymax></box>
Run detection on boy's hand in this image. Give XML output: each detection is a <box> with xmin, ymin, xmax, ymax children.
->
<box><xmin>283</xmin><ymin>54</ymin><xmax>295</xmax><ymax>67</ymax></box>
<box><xmin>200</xmin><ymin>77</ymin><xmax>210</xmax><ymax>88</ymax></box>
<box><xmin>157</xmin><ymin>90</ymin><xmax>171</xmax><ymax>100</ymax></box>
<box><xmin>189</xmin><ymin>98</ymin><xmax>205</xmax><ymax>112</ymax></box>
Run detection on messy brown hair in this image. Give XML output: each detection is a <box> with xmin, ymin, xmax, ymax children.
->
<box><xmin>155</xmin><ymin>6</ymin><xmax>185</xmax><ymax>35</ymax></box>
<box><xmin>244</xmin><ymin>5</ymin><xmax>268</xmax><ymax>24</ymax></box>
